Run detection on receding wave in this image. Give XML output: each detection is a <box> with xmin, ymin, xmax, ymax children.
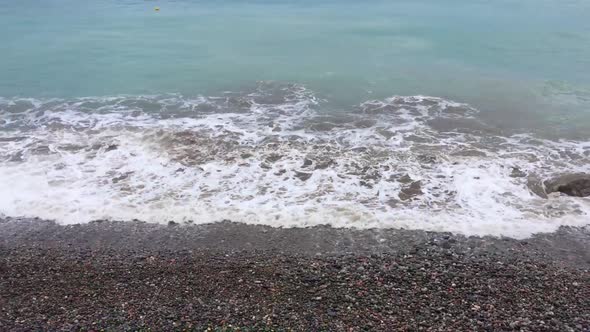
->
<box><xmin>1</xmin><ymin>83</ymin><xmax>589</xmax><ymax>238</ymax></box>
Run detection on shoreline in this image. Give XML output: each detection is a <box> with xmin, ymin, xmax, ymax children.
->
<box><xmin>1</xmin><ymin>218</ymin><xmax>589</xmax><ymax>330</ymax></box>
<box><xmin>2</xmin><ymin>218</ymin><xmax>590</xmax><ymax>268</ymax></box>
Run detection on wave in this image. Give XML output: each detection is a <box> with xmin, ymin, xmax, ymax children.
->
<box><xmin>1</xmin><ymin>83</ymin><xmax>589</xmax><ymax>238</ymax></box>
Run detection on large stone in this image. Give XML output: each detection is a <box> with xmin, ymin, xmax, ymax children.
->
<box><xmin>544</xmin><ymin>173</ymin><xmax>590</xmax><ymax>197</ymax></box>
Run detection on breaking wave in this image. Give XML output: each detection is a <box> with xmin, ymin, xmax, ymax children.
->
<box><xmin>1</xmin><ymin>82</ymin><xmax>589</xmax><ymax>238</ymax></box>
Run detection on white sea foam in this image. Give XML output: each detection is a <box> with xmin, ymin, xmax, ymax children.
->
<box><xmin>1</xmin><ymin>85</ymin><xmax>589</xmax><ymax>238</ymax></box>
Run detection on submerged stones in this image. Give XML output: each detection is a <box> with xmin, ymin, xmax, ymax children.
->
<box><xmin>398</xmin><ymin>174</ymin><xmax>413</xmax><ymax>184</ymax></box>
<box><xmin>112</xmin><ymin>171</ymin><xmax>133</xmax><ymax>184</ymax></box>
<box><xmin>544</xmin><ymin>173</ymin><xmax>590</xmax><ymax>197</ymax></box>
<box><xmin>417</xmin><ymin>154</ymin><xmax>438</xmax><ymax>165</ymax></box>
<box><xmin>298</xmin><ymin>157</ymin><xmax>335</xmax><ymax>170</ymax></box>
<box><xmin>399</xmin><ymin>181</ymin><xmax>423</xmax><ymax>201</ymax></box>
<box><xmin>105</xmin><ymin>144</ymin><xmax>118</xmax><ymax>152</ymax></box>
<box><xmin>314</xmin><ymin>159</ymin><xmax>335</xmax><ymax>170</ymax></box>
<box><xmin>353</xmin><ymin>119</ymin><xmax>377</xmax><ymax>128</ymax></box>
<box><xmin>309</xmin><ymin>122</ymin><xmax>336</xmax><ymax>132</ymax></box>
<box><xmin>294</xmin><ymin>171</ymin><xmax>313</xmax><ymax>181</ymax></box>
<box><xmin>510</xmin><ymin>167</ymin><xmax>527</xmax><ymax>178</ymax></box>
<box><xmin>265</xmin><ymin>154</ymin><xmax>283</xmax><ymax>163</ymax></box>
<box><xmin>451</xmin><ymin>149</ymin><xmax>487</xmax><ymax>158</ymax></box>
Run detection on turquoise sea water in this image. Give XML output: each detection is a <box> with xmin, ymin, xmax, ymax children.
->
<box><xmin>1</xmin><ymin>0</ymin><xmax>589</xmax><ymax>236</ymax></box>
<box><xmin>2</xmin><ymin>1</ymin><xmax>590</xmax><ymax>115</ymax></box>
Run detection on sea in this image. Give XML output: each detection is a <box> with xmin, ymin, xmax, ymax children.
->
<box><xmin>1</xmin><ymin>0</ymin><xmax>589</xmax><ymax>238</ymax></box>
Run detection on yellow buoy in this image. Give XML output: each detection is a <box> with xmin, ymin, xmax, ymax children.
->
<box><xmin>154</xmin><ymin>7</ymin><xmax>160</xmax><ymax>11</ymax></box>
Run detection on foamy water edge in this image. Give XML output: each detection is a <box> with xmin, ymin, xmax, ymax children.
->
<box><xmin>1</xmin><ymin>84</ymin><xmax>589</xmax><ymax>239</ymax></box>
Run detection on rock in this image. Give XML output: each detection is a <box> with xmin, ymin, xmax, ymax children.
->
<box><xmin>8</xmin><ymin>151</ymin><xmax>24</xmax><ymax>162</ymax></box>
<box><xmin>527</xmin><ymin>176</ymin><xmax>548</xmax><ymax>199</ymax></box>
<box><xmin>354</xmin><ymin>119</ymin><xmax>377</xmax><ymax>128</ymax></box>
<box><xmin>265</xmin><ymin>154</ymin><xmax>282</xmax><ymax>163</ymax></box>
<box><xmin>310</xmin><ymin>122</ymin><xmax>336</xmax><ymax>132</ymax></box>
<box><xmin>105</xmin><ymin>144</ymin><xmax>118</xmax><ymax>152</ymax></box>
<box><xmin>398</xmin><ymin>174</ymin><xmax>413</xmax><ymax>184</ymax></box>
<box><xmin>112</xmin><ymin>172</ymin><xmax>133</xmax><ymax>184</ymax></box>
<box><xmin>314</xmin><ymin>159</ymin><xmax>334</xmax><ymax>170</ymax></box>
<box><xmin>385</xmin><ymin>198</ymin><xmax>400</xmax><ymax>208</ymax></box>
<box><xmin>404</xmin><ymin>135</ymin><xmax>431</xmax><ymax>143</ymax></box>
<box><xmin>399</xmin><ymin>181</ymin><xmax>423</xmax><ymax>201</ymax></box>
<box><xmin>302</xmin><ymin>159</ymin><xmax>313</xmax><ymax>168</ymax></box>
<box><xmin>294</xmin><ymin>171</ymin><xmax>312</xmax><ymax>181</ymax></box>
<box><xmin>377</xmin><ymin>128</ymin><xmax>395</xmax><ymax>140</ymax></box>
<box><xmin>359</xmin><ymin>180</ymin><xmax>373</xmax><ymax>189</ymax></box>
<box><xmin>417</xmin><ymin>154</ymin><xmax>437</xmax><ymax>165</ymax></box>
<box><xmin>544</xmin><ymin>173</ymin><xmax>590</xmax><ymax>197</ymax></box>
<box><xmin>510</xmin><ymin>167</ymin><xmax>527</xmax><ymax>178</ymax></box>
<box><xmin>451</xmin><ymin>150</ymin><xmax>487</xmax><ymax>157</ymax></box>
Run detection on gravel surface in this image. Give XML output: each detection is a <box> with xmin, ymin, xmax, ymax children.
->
<box><xmin>1</xmin><ymin>218</ymin><xmax>589</xmax><ymax>331</ymax></box>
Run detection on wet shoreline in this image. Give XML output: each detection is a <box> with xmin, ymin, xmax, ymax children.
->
<box><xmin>1</xmin><ymin>218</ymin><xmax>590</xmax><ymax>268</ymax></box>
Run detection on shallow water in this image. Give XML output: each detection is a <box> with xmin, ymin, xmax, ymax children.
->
<box><xmin>1</xmin><ymin>0</ymin><xmax>589</xmax><ymax>237</ymax></box>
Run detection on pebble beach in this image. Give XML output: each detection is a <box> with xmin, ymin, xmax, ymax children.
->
<box><xmin>1</xmin><ymin>219</ymin><xmax>588</xmax><ymax>331</ymax></box>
